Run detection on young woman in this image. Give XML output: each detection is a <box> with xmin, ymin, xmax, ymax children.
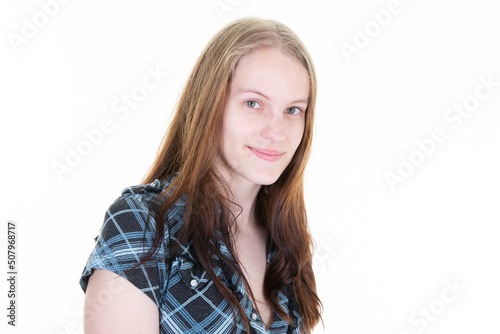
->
<box><xmin>79</xmin><ymin>17</ymin><xmax>322</xmax><ymax>333</ymax></box>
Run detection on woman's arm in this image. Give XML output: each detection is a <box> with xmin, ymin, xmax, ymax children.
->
<box><xmin>84</xmin><ymin>269</ymin><xmax>159</xmax><ymax>334</ymax></box>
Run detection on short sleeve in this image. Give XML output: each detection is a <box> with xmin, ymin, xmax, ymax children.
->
<box><xmin>79</xmin><ymin>192</ymin><xmax>169</xmax><ymax>309</ymax></box>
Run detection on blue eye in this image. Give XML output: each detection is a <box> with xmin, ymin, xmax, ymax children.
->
<box><xmin>245</xmin><ymin>100</ymin><xmax>261</xmax><ymax>108</ymax></box>
<box><xmin>286</xmin><ymin>107</ymin><xmax>302</xmax><ymax>115</ymax></box>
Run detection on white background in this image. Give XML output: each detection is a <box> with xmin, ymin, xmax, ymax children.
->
<box><xmin>1</xmin><ymin>0</ymin><xmax>499</xmax><ymax>333</ymax></box>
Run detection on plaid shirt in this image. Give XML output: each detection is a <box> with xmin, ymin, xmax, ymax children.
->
<box><xmin>79</xmin><ymin>176</ymin><xmax>305</xmax><ymax>333</ymax></box>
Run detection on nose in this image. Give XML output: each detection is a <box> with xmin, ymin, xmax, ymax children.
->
<box><xmin>260</xmin><ymin>112</ymin><xmax>285</xmax><ymax>142</ymax></box>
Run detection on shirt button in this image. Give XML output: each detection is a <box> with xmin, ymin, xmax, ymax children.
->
<box><xmin>251</xmin><ymin>312</ymin><xmax>258</xmax><ymax>321</ymax></box>
<box><xmin>190</xmin><ymin>279</ymin><xmax>198</xmax><ymax>287</ymax></box>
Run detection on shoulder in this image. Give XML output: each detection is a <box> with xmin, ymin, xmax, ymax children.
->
<box><xmin>117</xmin><ymin>174</ymin><xmax>186</xmax><ymax>209</ymax></box>
<box><xmin>99</xmin><ymin>175</ymin><xmax>186</xmax><ymax>241</ymax></box>
<box><xmin>81</xmin><ymin>176</ymin><xmax>186</xmax><ymax>311</ymax></box>
<box><xmin>112</xmin><ymin>175</ymin><xmax>187</xmax><ymax>217</ymax></box>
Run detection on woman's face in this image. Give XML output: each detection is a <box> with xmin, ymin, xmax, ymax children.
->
<box><xmin>221</xmin><ymin>47</ymin><xmax>309</xmax><ymax>187</ymax></box>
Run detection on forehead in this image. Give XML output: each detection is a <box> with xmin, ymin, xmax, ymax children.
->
<box><xmin>229</xmin><ymin>48</ymin><xmax>310</xmax><ymax>99</ymax></box>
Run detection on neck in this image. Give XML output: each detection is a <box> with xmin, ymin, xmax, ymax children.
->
<box><xmin>216</xmin><ymin>162</ymin><xmax>261</xmax><ymax>228</ymax></box>
<box><xmin>229</xmin><ymin>176</ymin><xmax>260</xmax><ymax>228</ymax></box>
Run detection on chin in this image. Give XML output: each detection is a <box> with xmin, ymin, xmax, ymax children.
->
<box><xmin>247</xmin><ymin>170</ymin><xmax>282</xmax><ymax>186</ymax></box>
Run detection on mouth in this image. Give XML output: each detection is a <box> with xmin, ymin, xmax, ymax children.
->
<box><xmin>248</xmin><ymin>146</ymin><xmax>284</xmax><ymax>161</ymax></box>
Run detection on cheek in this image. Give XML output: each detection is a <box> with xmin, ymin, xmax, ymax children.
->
<box><xmin>289</xmin><ymin>120</ymin><xmax>305</xmax><ymax>150</ymax></box>
<box><xmin>222</xmin><ymin>111</ymin><xmax>247</xmax><ymax>155</ymax></box>
<box><xmin>223</xmin><ymin>107</ymin><xmax>255</xmax><ymax>143</ymax></box>
<box><xmin>223</xmin><ymin>116</ymin><xmax>238</xmax><ymax>144</ymax></box>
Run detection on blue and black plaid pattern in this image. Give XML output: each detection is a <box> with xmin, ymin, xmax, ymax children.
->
<box><xmin>79</xmin><ymin>176</ymin><xmax>304</xmax><ymax>333</ymax></box>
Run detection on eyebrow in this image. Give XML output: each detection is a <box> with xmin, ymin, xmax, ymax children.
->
<box><xmin>237</xmin><ymin>89</ymin><xmax>308</xmax><ymax>105</ymax></box>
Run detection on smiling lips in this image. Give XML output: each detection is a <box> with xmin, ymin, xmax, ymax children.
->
<box><xmin>248</xmin><ymin>147</ymin><xmax>284</xmax><ymax>161</ymax></box>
